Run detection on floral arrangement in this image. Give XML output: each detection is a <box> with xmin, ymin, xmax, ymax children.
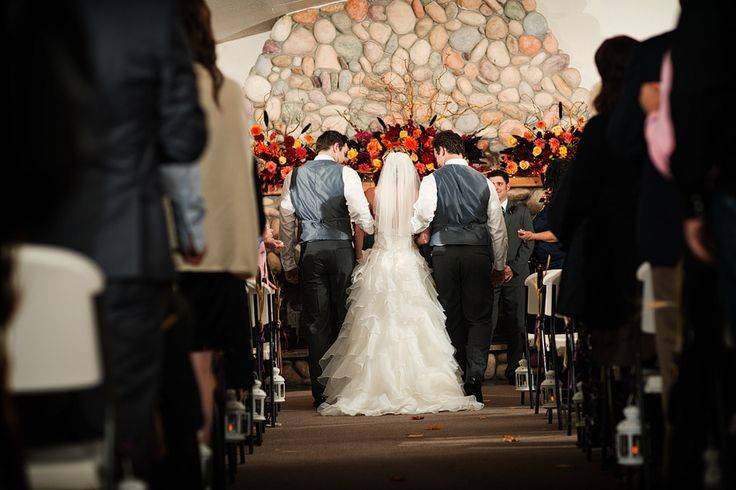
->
<box><xmin>251</xmin><ymin>124</ymin><xmax>316</xmax><ymax>193</ymax></box>
<box><xmin>499</xmin><ymin>116</ymin><xmax>585</xmax><ymax>180</ymax></box>
<box><xmin>346</xmin><ymin>117</ymin><xmax>486</xmax><ymax>180</ymax></box>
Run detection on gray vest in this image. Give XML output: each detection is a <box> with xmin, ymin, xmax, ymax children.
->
<box><xmin>290</xmin><ymin>159</ymin><xmax>352</xmax><ymax>243</ymax></box>
<box><xmin>430</xmin><ymin>164</ymin><xmax>491</xmax><ymax>247</ymax></box>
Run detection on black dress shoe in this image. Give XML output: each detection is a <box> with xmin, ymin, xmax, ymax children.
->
<box><xmin>464</xmin><ymin>378</ymin><xmax>483</xmax><ymax>404</ymax></box>
<box><xmin>313</xmin><ymin>396</ymin><xmax>326</xmax><ymax>410</ymax></box>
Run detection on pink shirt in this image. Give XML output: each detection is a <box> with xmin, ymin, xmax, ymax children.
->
<box><xmin>644</xmin><ymin>51</ymin><xmax>675</xmax><ymax>178</ymax></box>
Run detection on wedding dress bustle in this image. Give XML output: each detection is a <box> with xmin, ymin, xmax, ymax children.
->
<box><xmin>317</xmin><ymin>153</ymin><xmax>483</xmax><ymax>416</ymax></box>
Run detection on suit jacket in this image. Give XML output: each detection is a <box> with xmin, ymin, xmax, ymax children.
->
<box><xmin>34</xmin><ymin>0</ymin><xmax>206</xmax><ymax>280</ymax></box>
<box><xmin>504</xmin><ymin>201</ymin><xmax>533</xmax><ymax>278</ymax></box>
<box><xmin>607</xmin><ymin>31</ymin><xmax>683</xmax><ymax>266</ymax></box>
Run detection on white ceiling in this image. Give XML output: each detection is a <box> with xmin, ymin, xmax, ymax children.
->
<box><xmin>208</xmin><ymin>0</ymin><xmax>341</xmax><ymax>42</ymax></box>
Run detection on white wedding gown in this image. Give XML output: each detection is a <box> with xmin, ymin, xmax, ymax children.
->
<box><xmin>317</xmin><ymin>153</ymin><xmax>483</xmax><ymax>416</ymax></box>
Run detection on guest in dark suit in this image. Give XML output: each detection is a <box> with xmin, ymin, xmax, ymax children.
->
<box><xmin>488</xmin><ymin>170</ymin><xmax>534</xmax><ymax>382</ymax></box>
<box><xmin>29</xmin><ymin>0</ymin><xmax>206</xmax><ymax>482</ymax></box>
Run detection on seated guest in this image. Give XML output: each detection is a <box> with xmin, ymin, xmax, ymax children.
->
<box><xmin>488</xmin><ymin>170</ymin><xmax>534</xmax><ymax>383</ymax></box>
<box><xmin>518</xmin><ymin>188</ymin><xmax>565</xmax><ymax>271</ymax></box>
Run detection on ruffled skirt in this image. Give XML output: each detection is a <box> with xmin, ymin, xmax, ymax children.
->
<box><xmin>318</xmin><ymin>237</ymin><xmax>483</xmax><ymax>416</ymax></box>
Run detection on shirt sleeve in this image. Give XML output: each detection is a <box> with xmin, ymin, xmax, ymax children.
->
<box><xmin>410</xmin><ymin>174</ymin><xmax>437</xmax><ymax>234</ymax></box>
<box><xmin>486</xmin><ymin>180</ymin><xmax>508</xmax><ymax>271</ymax></box>
<box><xmin>644</xmin><ymin>52</ymin><xmax>675</xmax><ymax>178</ymax></box>
<box><xmin>279</xmin><ymin>171</ymin><xmax>298</xmax><ymax>271</ymax></box>
<box><xmin>160</xmin><ymin>163</ymin><xmax>206</xmax><ymax>254</ymax></box>
<box><xmin>343</xmin><ymin>167</ymin><xmax>375</xmax><ymax>234</ymax></box>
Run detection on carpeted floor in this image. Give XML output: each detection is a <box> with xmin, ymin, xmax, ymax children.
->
<box><xmin>231</xmin><ymin>383</ymin><xmax>625</xmax><ymax>490</ymax></box>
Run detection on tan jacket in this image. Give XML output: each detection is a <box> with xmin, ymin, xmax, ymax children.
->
<box><xmin>175</xmin><ymin>64</ymin><xmax>260</xmax><ymax>275</ymax></box>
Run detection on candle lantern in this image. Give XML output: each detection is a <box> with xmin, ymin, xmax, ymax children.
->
<box><xmin>267</xmin><ymin>367</ymin><xmax>286</xmax><ymax>403</ymax></box>
<box><xmin>224</xmin><ymin>389</ymin><xmax>246</xmax><ymax>442</ymax></box>
<box><xmin>250</xmin><ymin>379</ymin><xmax>267</xmax><ymax>422</ymax></box>
<box><xmin>514</xmin><ymin>358</ymin><xmax>536</xmax><ymax>392</ymax></box>
<box><xmin>616</xmin><ymin>405</ymin><xmax>643</xmax><ymax>466</ymax></box>
<box><xmin>540</xmin><ymin>370</ymin><xmax>557</xmax><ymax>409</ymax></box>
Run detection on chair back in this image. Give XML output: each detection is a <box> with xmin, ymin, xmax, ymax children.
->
<box><xmin>524</xmin><ymin>269</ymin><xmax>563</xmax><ymax>317</ymax></box>
<box><xmin>7</xmin><ymin>245</ymin><xmax>105</xmax><ymax>393</ymax></box>
<box><xmin>636</xmin><ymin>262</ymin><xmax>655</xmax><ymax>334</ymax></box>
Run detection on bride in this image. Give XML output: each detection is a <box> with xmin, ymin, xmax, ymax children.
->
<box><xmin>317</xmin><ymin>150</ymin><xmax>483</xmax><ymax>416</ymax></box>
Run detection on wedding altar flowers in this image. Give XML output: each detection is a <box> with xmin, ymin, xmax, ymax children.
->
<box><xmin>499</xmin><ymin>114</ymin><xmax>584</xmax><ymax>180</ymax></box>
<box><xmin>251</xmin><ymin>124</ymin><xmax>316</xmax><ymax>193</ymax></box>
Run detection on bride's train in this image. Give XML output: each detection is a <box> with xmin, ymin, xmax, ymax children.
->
<box><xmin>318</xmin><ymin>234</ymin><xmax>483</xmax><ymax>416</ymax></box>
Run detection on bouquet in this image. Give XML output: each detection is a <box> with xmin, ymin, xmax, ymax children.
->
<box><xmin>251</xmin><ymin>124</ymin><xmax>316</xmax><ymax>193</ymax></box>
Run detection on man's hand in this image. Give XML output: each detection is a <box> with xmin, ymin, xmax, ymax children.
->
<box><xmin>415</xmin><ymin>229</ymin><xmax>430</xmax><ymax>246</ymax></box>
<box><xmin>684</xmin><ymin>217</ymin><xmax>713</xmax><ymax>263</ymax></box>
<box><xmin>182</xmin><ymin>246</ymin><xmax>207</xmax><ymax>266</ymax></box>
<box><xmin>285</xmin><ymin>268</ymin><xmax>299</xmax><ymax>284</ymax></box>
<box><xmin>503</xmin><ymin>265</ymin><xmax>513</xmax><ymax>283</ymax></box>
<box><xmin>639</xmin><ymin>82</ymin><xmax>661</xmax><ymax>115</ymax></box>
<box><xmin>263</xmin><ymin>226</ymin><xmax>284</xmax><ymax>251</ymax></box>
<box><xmin>491</xmin><ymin>269</ymin><xmax>505</xmax><ymax>287</ymax></box>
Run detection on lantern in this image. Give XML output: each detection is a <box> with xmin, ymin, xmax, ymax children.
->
<box><xmin>616</xmin><ymin>405</ymin><xmax>643</xmax><ymax>466</ymax></box>
<box><xmin>540</xmin><ymin>370</ymin><xmax>557</xmax><ymax>409</ymax></box>
<box><xmin>250</xmin><ymin>379</ymin><xmax>267</xmax><ymax>422</ymax></box>
<box><xmin>267</xmin><ymin>367</ymin><xmax>286</xmax><ymax>403</ymax></box>
<box><xmin>514</xmin><ymin>358</ymin><xmax>536</xmax><ymax>392</ymax></box>
<box><xmin>225</xmin><ymin>389</ymin><xmax>246</xmax><ymax>442</ymax></box>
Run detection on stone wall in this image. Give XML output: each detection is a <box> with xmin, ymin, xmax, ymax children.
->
<box><xmin>243</xmin><ymin>0</ymin><xmax>589</xmax><ymax>151</ymax></box>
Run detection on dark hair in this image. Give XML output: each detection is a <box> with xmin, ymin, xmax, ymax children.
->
<box><xmin>315</xmin><ymin>131</ymin><xmax>349</xmax><ymax>153</ymax></box>
<box><xmin>181</xmin><ymin>0</ymin><xmax>224</xmax><ymax>105</ymax></box>
<box><xmin>432</xmin><ymin>130</ymin><xmax>465</xmax><ymax>155</ymax></box>
<box><xmin>593</xmin><ymin>36</ymin><xmax>638</xmax><ymax>116</ymax></box>
<box><xmin>488</xmin><ymin>169</ymin><xmax>510</xmax><ymax>183</ymax></box>
<box><xmin>543</xmin><ymin>159</ymin><xmax>570</xmax><ymax>194</ymax></box>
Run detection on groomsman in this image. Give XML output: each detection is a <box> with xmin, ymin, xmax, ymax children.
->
<box><xmin>280</xmin><ymin>131</ymin><xmax>374</xmax><ymax>407</ymax></box>
<box><xmin>412</xmin><ymin>131</ymin><xmax>508</xmax><ymax>403</ymax></box>
<box><xmin>488</xmin><ymin>170</ymin><xmax>534</xmax><ymax>383</ymax></box>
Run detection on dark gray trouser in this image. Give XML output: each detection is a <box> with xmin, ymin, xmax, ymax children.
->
<box><xmin>299</xmin><ymin>240</ymin><xmax>355</xmax><ymax>401</ymax></box>
<box><xmin>491</xmin><ymin>275</ymin><xmax>526</xmax><ymax>380</ymax></box>
<box><xmin>432</xmin><ymin>245</ymin><xmax>494</xmax><ymax>382</ymax></box>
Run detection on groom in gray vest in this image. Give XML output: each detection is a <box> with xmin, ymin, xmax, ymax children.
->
<box><xmin>280</xmin><ymin>131</ymin><xmax>375</xmax><ymax>407</ymax></box>
<box><xmin>411</xmin><ymin>131</ymin><xmax>508</xmax><ymax>403</ymax></box>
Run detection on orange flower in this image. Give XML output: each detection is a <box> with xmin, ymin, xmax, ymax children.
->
<box><xmin>524</xmin><ymin>130</ymin><xmax>534</xmax><ymax>141</ymax></box>
<box><xmin>506</xmin><ymin>161</ymin><xmax>518</xmax><ymax>175</ymax></box>
<box><xmin>562</xmin><ymin>132</ymin><xmax>574</xmax><ymax>144</ymax></box>
<box><xmin>413</xmin><ymin>128</ymin><xmax>422</xmax><ymax>138</ymax></box>
<box><xmin>250</xmin><ymin>125</ymin><xmax>263</xmax><ymax>137</ymax></box>
<box><xmin>265</xmin><ymin>161</ymin><xmax>277</xmax><ymax>173</ymax></box>
<box><xmin>255</xmin><ymin>143</ymin><xmax>269</xmax><ymax>155</ymax></box>
<box><xmin>280</xmin><ymin>166</ymin><xmax>293</xmax><ymax>179</ymax></box>
<box><xmin>304</xmin><ymin>134</ymin><xmax>315</xmax><ymax>144</ymax></box>
<box><xmin>403</xmin><ymin>136</ymin><xmax>419</xmax><ymax>152</ymax></box>
<box><xmin>535</xmin><ymin>121</ymin><xmax>546</xmax><ymax>130</ymax></box>
<box><xmin>415</xmin><ymin>163</ymin><xmax>426</xmax><ymax>174</ymax></box>
<box><xmin>367</xmin><ymin>138</ymin><xmax>383</xmax><ymax>157</ymax></box>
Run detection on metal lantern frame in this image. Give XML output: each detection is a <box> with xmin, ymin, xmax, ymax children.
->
<box><xmin>268</xmin><ymin>367</ymin><xmax>286</xmax><ymax>403</ymax></box>
<box><xmin>616</xmin><ymin>405</ymin><xmax>643</xmax><ymax>466</ymax></box>
<box><xmin>251</xmin><ymin>379</ymin><xmax>267</xmax><ymax>422</ymax></box>
<box><xmin>540</xmin><ymin>370</ymin><xmax>557</xmax><ymax>409</ymax></box>
<box><xmin>225</xmin><ymin>389</ymin><xmax>247</xmax><ymax>442</ymax></box>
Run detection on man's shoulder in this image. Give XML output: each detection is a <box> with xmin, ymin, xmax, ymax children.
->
<box><xmin>509</xmin><ymin>200</ymin><xmax>531</xmax><ymax>215</ymax></box>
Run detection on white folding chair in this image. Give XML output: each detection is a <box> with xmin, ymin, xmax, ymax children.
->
<box><xmin>7</xmin><ymin>244</ymin><xmax>109</xmax><ymax>489</ymax></box>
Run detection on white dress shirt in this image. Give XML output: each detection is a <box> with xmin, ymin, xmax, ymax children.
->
<box><xmin>411</xmin><ymin>158</ymin><xmax>508</xmax><ymax>271</ymax></box>
<box><xmin>279</xmin><ymin>155</ymin><xmax>375</xmax><ymax>272</ymax></box>
<box><xmin>501</xmin><ymin>199</ymin><xmax>508</xmax><ymax>214</ymax></box>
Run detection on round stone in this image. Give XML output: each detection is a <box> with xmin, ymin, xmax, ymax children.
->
<box><xmin>271</xmin><ymin>15</ymin><xmax>292</xmax><ymax>42</ymax></box>
<box><xmin>445</xmin><ymin>2</ymin><xmax>459</xmax><ymax>20</ymax></box>
<box><xmin>507</xmin><ymin>35</ymin><xmax>519</xmax><ymax>55</ymax></box>
<box><xmin>386</xmin><ymin>34</ymin><xmax>399</xmax><ymax>55</ymax></box>
<box><xmin>315</xmin><ymin>44</ymin><xmax>341</xmax><ymax>71</ymax></box>
<box><xmin>428</xmin><ymin>51</ymin><xmax>443</xmax><ymax>69</ymax></box>
<box><xmin>253</xmin><ymin>55</ymin><xmax>272</xmax><ymax>77</ymax></box>
<box><xmin>561</xmin><ymin>68</ymin><xmax>581</xmax><ymax>88</ymax></box>
<box><xmin>444</xmin><ymin>49</ymin><xmax>465</xmax><ymax>71</ymax></box>
<box><xmin>359</xmin><ymin>56</ymin><xmax>372</xmax><ymax>72</ymax></box>
<box><xmin>519</xmin><ymin>35</ymin><xmax>542</xmax><ymax>55</ymax></box>
<box><xmin>543</xmin><ymin>34</ymin><xmax>559</xmax><ymax>53</ymax></box>
<box><xmin>480</xmin><ymin>59</ymin><xmax>500</xmax><ymax>81</ymax></box>
<box><xmin>500</xmin><ymin>66</ymin><xmax>521</xmax><ymax>88</ymax></box>
<box><xmin>457</xmin><ymin>11</ymin><xmax>486</xmax><ymax>27</ymax></box>
<box><xmin>364</xmin><ymin>41</ymin><xmax>384</xmax><ymax>63</ymax></box>
<box><xmin>314</xmin><ymin>19</ymin><xmax>337</xmax><ymax>44</ymax></box>
<box><xmin>498</xmin><ymin>118</ymin><xmax>526</xmax><ymax>142</ymax></box>
<box><xmin>449</xmin><ymin>26</ymin><xmax>482</xmax><ymax>53</ymax></box>
<box><xmin>418</xmin><ymin>81</ymin><xmax>436</xmax><ymax>98</ymax></box>
<box><xmin>522</xmin><ymin>0</ymin><xmax>537</xmax><ymax>11</ymax></box>
<box><xmin>552</xmin><ymin>74</ymin><xmax>573</xmax><ymax>97</ymax></box>
<box><xmin>352</xmin><ymin>23</ymin><xmax>370</xmax><ymax>41</ymax></box>
<box><xmin>412</xmin><ymin>0</ymin><xmax>426</xmax><ymax>18</ymax></box>
<box><xmin>457</xmin><ymin>76</ymin><xmax>473</xmax><ymax>95</ymax></box>
<box><xmin>487</xmin><ymin>40</ymin><xmax>510</xmax><ymax>67</ymax></box>
<box><xmin>410</xmin><ymin>39</ymin><xmax>432</xmax><ymax>65</ymax></box>
<box><xmin>464</xmin><ymin>62</ymin><xmax>479</xmax><ymax>79</ymax></box>
<box><xmin>509</xmin><ymin>20</ymin><xmax>524</xmax><ymax>37</ymax></box>
<box><xmin>458</xmin><ymin>0</ymin><xmax>482</xmax><ymax>8</ymax></box>
<box><xmin>348</xmin><ymin>60</ymin><xmax>361</xmax><ymax>72</ymax></box>
<box><xmin>279</xmin><ymin>68</ymin><xmax>293</xmax><ymax>80</ymax></box>
<box><xmin>469</xmin><ymin>92</ymin><xmax>495</xmax><ymax>107</ymax></box>
<box><xmin>374</xmin><ymin>57</ymin><xmax>391</xmax><ymax>75</ymax></box>
<box><xmin>413</xmin><ymin>66</ymin><xmax>434</xmax><ymax>81</ymax></box>
<box><xmin>531</xmin><ymin>52</ymin><xmax>548</xmax><ymax>66</ymax></box>
<box><xmin>265</xmin><ymin>96</ymin><xmax>282</xmax><ymax>120</ymax></box>
<box><xmin>334</xmin><ymin>34</ymin><xmax>364</xmax><ymax>61</ymax></box>
<box><xmin>455</xmin><ymin>111</ymin><xmax>480</xmax><ymax>133</ymax></box>
<box><xmin>345</xmin><ymin>0</ymin><xmax>369</xmax><ymax>21</ymax></box>
<box><xmin>499</xmin><ymin>87</ymin><xmax>520</xmax><ymax>103</ymax></box>
<box><xmin>272</xmin><ymin>80</ymin><xmax>288</xmax><ymax>97</ymax></box>
<box><xmin>541</xmin><ymin>54</ymin><xmax>569</xmax><ymax>75</ymax></box>
<box><xmin>262</xmin><ymin>39</ymin><xmax>281</xmax><ymax>55</ymax></box>
<box><xmin>519</xmin><ymin>80</ymin><xmax>534</xmax><ymax>99</ymax></box>
<box><xmin>283</xmin><ymin>27</ymin><xmax>317</xmax><ymax>55</ymax></box>
<box><xmin>437</xmin><ymin>71</ymin><xmax>457</xmax><ymax>93</ymax></box>
<box><xmin>321</xmin><ymin>3</ymin><xmax>345</xmax><ymax>14</ymax></box>
<box><xmin>541</xmin><ymin>77</ymin><xmax>556</xmax><ymax>93</ymax></box>
<box><xmin>399</xmin><ymin>33</ymin><xmax>419</xmax><ymax>49</ymax></box>
<box><xmin>485</xmin><ymin>16</ymin><xmax>508</xmax><ymax>40</ymax></box>
<box><xmin>429</xmin><ymin>25</ymin><xmax>450</xmax><ymax>51</ymax></box>
<box><xmin>534</xmin><ymin>91</ymin><xmax>554</xmax><ymax>108</ymax></box>
<box><xmin>523</xmin><ymin>12</ymin><xmax>548</xmax><ymax>38</ymax></box>
<box><xmin>320</xmin><ymin>72</ymin><xmax>332</xmax><ymax>94</ymax></box>
<box><xmin>369</xmin><ymin>5</ymin><xmax>387</xmax><ymax>21</ymax></box>
<box><xmin>504</xmin><ymin>1</ymin><xmax>526</xmax><ymax>21</ymax></box>
<box><xmin>425</xmin><ymin>2</ymin><xmax>448</xmax><ymax>23</ymax></box>
<box><xmin>415</xmin><ymin>17</ymin><xmax>434</xmax><ymax>37</ymax></box>
<box><xmin>520</xmin><ymin>65</ymin><xmax>543</xmax><ymax>84</ymax></box>
<box><xmin>244</xmin><ymin>75</ymin><xmax>271</xmax><ymax>103</ymax></box>
<box><xmin>369</xmin><ymin>23</ymin><xmax>393</xmax><ymax>44</ymax></box>
<box><xmin>572</xmin><ymin>87</ymin><xmax>591</xmax><ymax>104</ymax></box>
<box><xmin>338</xmin><ymin>70</ymin><xmax>353</xmax><ymax>91</ymax></box>
<box><xmin>445</xmin><ymin>19</ymin><xmax>462</xmax><ymax>31</ymax></box>
<box><xmin>386</xmin><ymin>0</ymin><xmax>417</xmax><ymax>35</ymax></box>
<box><xmin>272</xmin><ymin>55</ymin><xmax>292</xmax><ymax>68</ymax></box>
<box><xmin>391</xmin><ymin>48</ymin><xmax>410</xmax><ymax>75</ymax></box>
<box><xmin>327</xmin><ymin>91</ymin><xmax>352</xmax><ymax>105</ymax></box>
<box><xmin>293</xmin><ymin>9</ymin><xmax>319</xmax><ymax>25</ymax></box>
<box><xmin>332</xmin><ymin>12</ymin><xmax>353</xmax><ymax>33</ymax></box>
<box><xmin>470</xmin><ymin>38</ymin><xmax>489</xmax><ymax>63</ymax></box>
<box><xmin>322</xmin><ymin>115</ymin><xmax>349</xmax><ymax>133</ymax></box>
<box><xmin>309</xmin><ymin>90</ymin><xmax>327</xmax><ymax>105</ymax></box>
<box><xmin>382</xmin><ymin>71</ymin><xmax>406</xmax><ymax>91</ymax></box>
<box><xmin>363</xmin><ymin>100</ymin><xmax>388</xmax><ymax>116</ymax></box>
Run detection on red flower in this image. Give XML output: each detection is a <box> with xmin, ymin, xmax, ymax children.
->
<box><xmin>415</xmin><ymin>163</ymin><xmax>426</xmax><ymax>174</ymax></box>
<box><xmin>296</xmin><ymin>147</ymin><xmax>307</xmax><ymax>159</ymax></box>
<box><xmin>403</xmin><ymin>136</ymin><xmax>419</xmax><ymax>152</ymax></box>
<box><xmin>358</xmin><ymin>163</ymin><xmax>372</xmax><ymax>173</ymax></box>
<box><xmin>534</xmin><ymin>138</ymin><xmax>546</xmax><ymax>148</ymax></box>
<box><xmin>280</xmin><ymin>167</ymin><xmax>293</xmax><ymax>179</ymax></box>
<box><xmin>265</xmin><ymin>161</ymin><xmax>277</xmax><ymax>174</ymax></box>
<box><xmin>549</xmin><ymin>138</ymin><xmax>560</xmax><ymax>152</ymax></box>
<box><xmin>283</xmin><ymin>135</ymin><xmax>295</xmax><ymax>148</ymax></box>
<box><xmin>562</xmin><ymin>132</ymin><xmax>574</xmax><ymax>144</ymax></box>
